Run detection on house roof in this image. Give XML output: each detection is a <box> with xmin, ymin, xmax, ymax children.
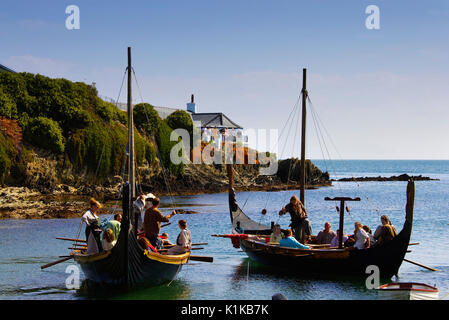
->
<box><xmin>153</xmin><ymin>106</ymin><xmax>187</xmax><ymax>120</ymax></box>
<box><xmin>0</xmin><ymin>64</ymin><xmax>16</xmax><ymax>73</ymax></box>
<box><xmin>191</xmin><ymin>113</ymin><xmax>242</xmax><ymax>129</ymax></box>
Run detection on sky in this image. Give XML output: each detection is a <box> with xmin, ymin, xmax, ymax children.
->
<box><xmin>1</xmin><ymin>0</ymin><xmax>449</xmax><ymax>160</ymax></box>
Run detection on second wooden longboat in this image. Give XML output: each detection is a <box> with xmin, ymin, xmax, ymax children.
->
<box><xmin>73</xmin><ymin>47</ymin><xmax>190</xmax><ymax>289</ymax></box>
<box><xmin>224</xmin><ymin>68</ymin><xmax>414</xmax><ymax>279</ymax></box>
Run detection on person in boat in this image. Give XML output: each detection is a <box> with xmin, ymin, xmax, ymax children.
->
<box><xmin>133</xmin><ymin>192</ymin><xmax>156</xmax><ymax>231</ymax></box>
<box><xmin>363</xmin><ymin>225</ymin><xmax>376</xmax><ymax>245</ymax></box>
<box><xmin>142</xmin><ymin>197</ymin><xmax>177</xmax><ymax>250</ymax></box>
<box><xmin>278</xmin><ymin>229</ymin><xmax>310</xmax><ymax>249</ymax></box>
<box><xmin>269</xmin><ymin>224</ymin><xmax>283</xmax><ymax>243</ymax></box>
<box><xmin>101</xmin><ymin>213</ymin><xmax>122</xmax><ymax>241</ymax></box>
<box><xmin>161</xmin><ymin>232</ymin><xmax>174</xmax><ymax>246</ymax></box>
<box><xmin>375</xmin><ymin>224</ymin><xmax>397</xmax><ymax>246</ymax></box>
<box><xmin>167</xmin><ymin>220</ymin><xmax>192</xmax><ymax>255</ymax></box>
<box><xmin>315</xmin><ymin>222</ymin><xmax>336</xmax><ymax>244</ymax></box>
<box><xmin>279</xmin><ymin>196</ymin><xmax>312</xmax><ymax>243</ymax></box>
<box><xmin>373</xmin><ymin>215</ymin><xmax>397</xmax><ymax>241</ymax></box>
<box><xmin>353</xmin><ymin>221</ymin><xmax>370</xmax><ymax>250</ymax></box>
<box><xmin>330</xmin><ymin>229</ymin><xmax>348</xmax><ymax>248</ymax></box>
<box><xmin>101</xmin><ymin>228</ymin><xmax>116</xmax><ymax>251</ymax></box>
<box><xmin>82</xmin><ymin>198</ymin><xmax>103</xmax><ymax>255</ymax></box>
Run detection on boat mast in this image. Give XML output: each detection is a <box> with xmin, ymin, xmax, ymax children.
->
<box><xmin>300</xmin><ymin>68</ymin><xmax>307</xmax><ymax>206</ymax></box>
<box><xmin>127</xmin><ymin>47</ymin><xmax>136</xmax><ymax>204</ymax></box>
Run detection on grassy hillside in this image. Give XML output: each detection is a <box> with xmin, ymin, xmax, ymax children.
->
<box><xmin>0</xmin><ymin>72</ymin><xmax>187</xmax><ymax>187</ymax></box>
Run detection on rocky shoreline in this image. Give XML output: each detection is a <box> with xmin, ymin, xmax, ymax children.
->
<box><xmin>0</xmin><ymin>181</ymin><xmax>329</xmax><ymax>220</ymax></box>
<box><xmin>334</xmin><ymin>173</ymin><xmax>439</xmax><ymax>182</ymax></box>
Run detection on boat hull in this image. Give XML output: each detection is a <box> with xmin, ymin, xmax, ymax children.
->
<box><xmin>227</xmin><ymin>170</ymin><xmax>414</xmax><ymax>279</ymax></box>
<box><xmin>377</xmin><ymin>283</ymin><xmax>439</xmax><ymax>300</ymax></box>
<box><xmin>239</xmin><ymin>224</ymin><xmax>410</xmax><ymax>278</ymax></box>
<box><xmin>74</xmin><ymin>228</ymin><xmax>189</xmax><ymax>289</ymax></box>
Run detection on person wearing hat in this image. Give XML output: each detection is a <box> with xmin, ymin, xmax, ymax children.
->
<box><xmin>82</xmin><ymin>198</ymin><xmax>103</xmax><ymax>254</ymax></box>
<box><xmin>133</xmin><ymin>192</ymin><xmax>156</xmax><ymax>231</ymax></box>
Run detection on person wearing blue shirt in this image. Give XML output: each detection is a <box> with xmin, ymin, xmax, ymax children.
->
<box><xmin>279</xmin><ymin>229</ymin><xmax>310</xmax><ymax>249</ymax></box>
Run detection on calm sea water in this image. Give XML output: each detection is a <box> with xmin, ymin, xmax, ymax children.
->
<box><xmin>1</xmin><ymin>160</ymin><xmax>448</xmax><ymax>300</ymax></box>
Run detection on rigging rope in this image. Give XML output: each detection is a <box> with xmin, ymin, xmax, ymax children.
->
<box><xmin>131</xmin><ymin>67</ymin><xmax>177</xmax><ymax>212</ymax></box>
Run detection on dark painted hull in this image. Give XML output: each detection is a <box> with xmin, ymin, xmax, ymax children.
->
<box><xmin>239</xmin><ymin>221</ymin><xmax>411</xmax><ymax>278</ymax></box>
<box><xmin>74</xmin><ymin>227</ymin><xmax>189</xmax><ymax>289</ymax></box>
<box><xmin>228</xmin><ymin>177</ymin><xmax>414</xmax><ymax>279</ymax></box>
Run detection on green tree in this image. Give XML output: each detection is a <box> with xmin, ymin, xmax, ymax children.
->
<box><xmin>23</xmin><ymin>117</ymin><xmax>65</xmax><ymax>154</ymax></box>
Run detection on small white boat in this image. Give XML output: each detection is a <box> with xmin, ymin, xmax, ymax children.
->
<box><xmin>377</xmin><ymin>282</ymin><xmax>439</xmax><ymax>300</ymax></box>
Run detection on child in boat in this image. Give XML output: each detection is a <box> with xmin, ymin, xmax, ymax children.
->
<box><xmin>269</xmin><ymin>224</ymin><xmax>283</xmax><ymax>243</ymax></box>
<box><xmin>102</xmin><ymin>228</ymin><xmax>116</xmax><ymax>251</ymax></box>
<box><xmin>167</xmin><ymin>220</ymin><xmax>192</xmax><ymax>255</ymax></box>
<box><xmin>278</xmin><ymin>229</ymin><xmax>310</xmax><ymax>249</ymax></box>
<box><xmin>330</xmin><ymin>229</ymin><xmax>348</xmax><ymax>247</ymax></box>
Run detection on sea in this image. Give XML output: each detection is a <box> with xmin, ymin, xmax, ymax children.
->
<box><xmin>1</xmin><ymin>160</ymin><xmax>448</xmax><ymax>300</ymax></box>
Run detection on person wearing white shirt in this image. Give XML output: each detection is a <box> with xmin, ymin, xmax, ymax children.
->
<box><xmin>354</xmin><ymin>221</ymin><xmax>370</xmax><ymax>250</ymax></box>
<box><xmin>167</xmin><ymin>220</ymin><xmax>192</xmax><ymax>255</ymax></box>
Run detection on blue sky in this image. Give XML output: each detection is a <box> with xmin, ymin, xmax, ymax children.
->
<box><xmin>1</xmin><ymin>1</ymin><xmax>449</xmax><ymax>159</ymax></box>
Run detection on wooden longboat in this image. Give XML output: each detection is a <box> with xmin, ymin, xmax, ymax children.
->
<box><xmin>224</xmin><ymin>68</ymin><xmax>414</xmax><ymax>279</ymax></box>
<box><xmin>73</xmin><ymin>47</ymin><xmax>190</xmax><ymax>289</ymax></box>
<box><xmin>227</xmin><ymin>176</ymin><xmax>414</xmax><ymax>279</ymax></box>
<box><xmin>73</xmin><ymin>221</ymin><xmax>189</xmax><ymax>288</ymax></box>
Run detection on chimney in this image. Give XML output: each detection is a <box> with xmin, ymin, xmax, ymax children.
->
<box><xmin>187</xmin><ymin>94</ymin><xmax>196</xmax><ymax>113</ymax></box>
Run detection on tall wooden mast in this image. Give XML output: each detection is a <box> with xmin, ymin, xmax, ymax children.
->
<box><xmin>300</xmin><ymin>68</ymin><xmax>307</xmax><ymax>206</ymax></box>
<box><xmin>127</xmin><ymin>47</ymin><xmax>136</xmax><ymax>201</ymax></box>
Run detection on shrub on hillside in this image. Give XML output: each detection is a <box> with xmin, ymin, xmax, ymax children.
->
<box><xmin>133</xmin><ymin>103</ymin><xmax>160</xmax><ymax>136</ymax></box>
<box><xmin>23</xmin><ymin>117</ymin><xmax>65</xmax><ymax>154</ymax></box>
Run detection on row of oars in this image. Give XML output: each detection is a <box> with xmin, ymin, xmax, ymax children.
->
<box><xmin>40</xmin><ymin>236</ymin><xmax>213</xmax><ymax>269</ymax></box>
<box><xmin>40</xmin><ymin>238</ymin><xmax>87</xmax><ymax>269</ymax></box>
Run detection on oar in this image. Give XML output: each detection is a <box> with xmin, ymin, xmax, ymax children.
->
<box><xmin>56</xmin><ymin>237</ymin><xmax>86</xmax><ymax>243</ymax></box>
<box><xmin>408</xmin><ymin>242</ymin><xmax>420</xmax><ymax>246</ymax></box>
<box><xmin>189</xmin><ymin>255</ymin><xmax>213</xmax><ymax>263</ymax></box>
<box><xmin>159</xmin><ymin>247</ymin><xmax>204</xmax><ymax>252</ymax></box>
<box><xmin>161</xmin><ymin>223</ymin><xmax>171</xmax><ymax>228</ymax></box>
<box><xmin>403</xmin><ymin>258</ymin><xmax>439</xmax><ymax>271</ymax></box>
<box><xmin>40</xmin><ymin>256</ymin><xmax>73</xmax><ymax>269</ymax></box>
<box><xmin>163</xmin><ymin>242</ymin><xmax>208</xmax><ymax>248</ymax></box>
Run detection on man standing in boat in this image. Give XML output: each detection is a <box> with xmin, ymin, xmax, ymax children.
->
<box><xmin>143</xmin><ymin>197</ymin><xmax>177</xmax><ymax>249</ymax></box>
<box><xmin>279</xmin><ymin>195</ymin><xmax>312</xmax><ymax>243</ymax></box>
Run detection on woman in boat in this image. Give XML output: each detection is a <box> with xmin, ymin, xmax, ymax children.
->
<box><xmin>278</xmin><ymin>229</ymin><xmax>310</xmax><ymax>249</ymax></box>
<box><xmin>167</xmin><ymin>220</ymin><xmax>192</xmax><ymax>255</ymax></box>
<box><xmin>82</xmin><ymin>198</ymin><xmax>103</xmax><ymax>254</ymax></box>
<box><xmin>375</xmin><ymin>224</ymin><xmax>397</xmax><ymax>246</ymax></box>
<box><xmin>353</xmin><ymin>221</ymin><xmax>370</xmax><ymax>250</ymax></box>
<box><xmin>373</xmin><ymin>215</ymin><xmax>397</xmax><ymax>241</ymax></box>
<box><xmin>142</xmin><ymin>197</ymin><xmax>176</xmax><ymax>250</ymax></box>
<box><xmin>279</xmin><ymin>196</ymin><xmax>312</xmax><ymax>243</ymax></box>
<box><xmin>269</xmin><ymin>224</ymin><xmax>283</xmax><ymax>243</ymax></box>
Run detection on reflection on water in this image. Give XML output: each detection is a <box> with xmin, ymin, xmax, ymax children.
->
<box><xmin>75</xmin><ymin>279</ymin><xmax>191</xmax><ymax>300</ymax></box>
<box><xmin>231</xmin><ymin>258</ymin><xmax>381</xmax><ymax>300</ymax></box>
